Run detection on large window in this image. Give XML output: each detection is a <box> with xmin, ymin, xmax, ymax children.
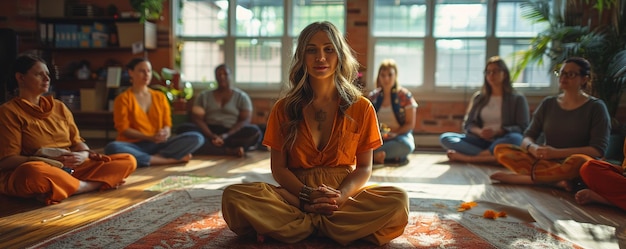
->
<box><xmin>175</xmin><ymin>0</ymin><xmax>345</xmax><ymax>90</ymax></box>
<box><xmin>176</xmin><ymin>0</ymin><xmax>550</xmax><ymax>94</ymax></box>
<box><xmin>371</xmin><ymin>0</ymin><xmax>551</xmax><ymax>93</ymax></box>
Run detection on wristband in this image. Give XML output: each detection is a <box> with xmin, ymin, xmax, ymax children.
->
<box><xmin>298</xmin><ymin>185</ymin><xmax>314</xmax><ymax>211</ymax></box>
<box><xmin>525</xmin><ymin>143</ymin><xmax>533</xmax><ymax>151</ymax></box>
<box><xmin>221</xmin><ymin>133</ymin><xmax>229</xmax><ymax>140</ymax></box>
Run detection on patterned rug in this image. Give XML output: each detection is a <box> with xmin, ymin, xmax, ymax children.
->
<box><xmin>29</xmin><ymin>188</ymin><xmax>584</xmax><ymax>249</ymax></box>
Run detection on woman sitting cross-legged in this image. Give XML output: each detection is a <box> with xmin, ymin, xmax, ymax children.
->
<box><xmin>367</xmin><ymin>59</ymin><xmax>417</xmax><ymax>165</ymax></box>
<box><xmin>104</xmin><ymin>58</ymin><xmax>205</xmax><ymax>167</ymax></box>
<box><xmin>439</xmin><ymin>56</ymin><xmax>529</xmax><ymax>164</ymax></box>
<box><xmin>221</xmin><ymin>21</ymin><xmax>409</xmax><ymax>246</ymax></box>
<box><xmin>490</xmin><ymin>57</ymin><xmax>610</xmax><ymax>188</ymax></box>
<box><xmin>0</xmin><ymin>54</ymin><xmax>137</xmax><ymax>205</ymax></box>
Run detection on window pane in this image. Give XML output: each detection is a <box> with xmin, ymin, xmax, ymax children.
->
<box><xmin>235</xmin><ymin>0</ymin><xmax>283</xmax><ymax>37</ymax></box>
<box><xmin>436</xmin><ymin>39</ymin><xmax>485</xmax><ymax>88</ymax></box>
<box><xmin>235</xmin><ymin>38</ymin><xmax>282</xmax><ymax>84</ymax></box>
<box><xmin>434</xmin><ymin>0</ymin><xmax>486</xmax><ymax>37</ymax></box>
<box><xmin>500</xmin><ymin>40</ymin><xmax>551</xmax><ymax>88</ymax></box>
<box><xmin>372</xmin><ymin>0</ymin><xmax>427</xmax><ymax>37</ymax></box>
<box><xmin>373</xmin><ymin>39</ymin><xmax>423</xmax><ymax>87</ymax></box>
<box><xmin>496</xmin><ymin>2</ymin><xmax>549</xmax><ymax>37</ymax></box>
<box><xmin>180</xmin><ymin>40</ymin><xmax>225</xmax><ymax>83</ymax></box>
<box><xmin>178</xmin><ymin>0</ymin><xmax>227</xmax><ymax>37</ymax></box>
<box><xmin>292</xmin><ymin>1</ymin><xmax>345</xmax><ymax>35</ymax></box>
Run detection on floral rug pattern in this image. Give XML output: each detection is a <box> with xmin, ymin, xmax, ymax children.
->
<box><xmin>29</xmin><ymin>189</ymin><xmax>584</xmax><ymax>249</ymax></box>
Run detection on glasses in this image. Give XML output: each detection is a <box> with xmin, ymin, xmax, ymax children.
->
<box><xmin>554</xmin><ymin>70</ymin><xmax>581</xmax><ymax>79</ymax></box>
<box><xmin>483</xmin><ymin>69</ymin><xmax>502</xmax><ymax>75</ymax></box>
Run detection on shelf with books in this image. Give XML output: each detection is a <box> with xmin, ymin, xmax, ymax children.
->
<box><xmin>37</xmin><ymin>17</ymin><xmax>156</xmax><ymax>50</ymax></box>
<box><xmin>37</xmin><ymin>14</ymin><xmax>154</xmax><ymax>113</ymax></box>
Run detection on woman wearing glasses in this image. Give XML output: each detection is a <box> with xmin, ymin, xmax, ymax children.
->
<box><xmin>491</xmin><ymin>57</ymin><xmax>610</xmax><ymax>189</ymax></box>
<box><xmin>439</xmin><ymin>56</ymin><xmax>529</xmax><ymax>164</ymax></box>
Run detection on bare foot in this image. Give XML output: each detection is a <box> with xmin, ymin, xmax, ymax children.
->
<box><xmin>447</xmin><ymin>150</ymin><xmax>470</xmax><ymax>162</ymax></box>
<box><xmin>373</xmin><ymin>151</ymin><xmax>386</xmax><ymax>164</ymax></box>
<box><xmin>74</xmin><ymin>181</ymin><xmax>103</xmax><ymax>195</ymax></box>
<box><xmin>149</xmin><ymin>154</ymin><xmax>192</xmax><ymax>166</ymax></box>
<box><xmin>575</xmin><ymin>189</ymin><xmax>612</xmax><ymax>206</ymax></box>
<box><xmin>114</xmin><ymin>180</ymin><xmax>127</xmax><ymax>189</ymax></box>
<box><xmin>181</xmin><ymin>153</ymin><xmax>192</xmax><ymax>162</ymax></box>
<box><xmin>555</xmin><ymin>180</ymin><xmax>573</xmax><ymax>191</ymax></box>
<box><xmin>226</xmin><ymin>147</ymin><xmax>245</xmax><ymax>157</ymax></box>
<box><xmin>489</xmin><ymin>172</ymin><xmax>534</xmax><ymax>185</ymax></box>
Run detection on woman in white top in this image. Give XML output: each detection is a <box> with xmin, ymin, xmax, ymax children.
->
<box><xmin>439</xmin><ymin>56</ymin><xmax>530</xmax><ymax>164</ymax></box>
<box><xmin>367</xmin><ymin>59</ymin><xmax>418</xmax><ymax>165</ymax></box>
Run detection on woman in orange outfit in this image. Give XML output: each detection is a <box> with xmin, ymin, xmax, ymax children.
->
<box><xmin>104</xmin><ymin>58</ymin><xmax>204</xmax><ymax>167</ymax></box>
<box><xmin>0</xmin><ymin>54</ymin><xmax>137</xmax><ymax>205</ymax></box>
<box><xmin>221</xmin><ymin>22</ymin><xmax>408</xmax><ymax>246</ymax></box>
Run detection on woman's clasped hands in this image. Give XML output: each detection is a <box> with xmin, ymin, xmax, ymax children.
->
<box><xmin>304</xmin><ymin>184</ymin><xmax>342</xmax><ymax>215</ymax></box>
<box><xmin>152</xmin><ymin>128</ymin><xmax>170</xmax><ymax>143</ymax></box>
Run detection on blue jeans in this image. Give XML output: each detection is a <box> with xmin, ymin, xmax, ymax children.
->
<box><xmin>375</xmin><ymin>132</ymin><xmax>415</xmax><ymax>162</ymax></box>
<box><xmin>439</xmin><ymin>132</ymin><xmax>523</xmax><ymax>156</ymax></box>
<box><xmin>104</xmin><ymin>131</ymin><xmax>205</xmax><ymax>167</ymax></box>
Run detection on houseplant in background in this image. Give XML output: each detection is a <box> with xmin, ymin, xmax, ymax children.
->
<box><xmin>151</xmin><ymin>67</ymin><xmax>194</xmax><ymax>112</ymax></box>
<box><xmin>130</xmin><ymin>0</ymin><xmax>166</xmax><ymax>22</ymax></box>
<box><xmin>513</xmin><ymin>0</ymin><xmax>626</xmax><ymax>162</ymax></box>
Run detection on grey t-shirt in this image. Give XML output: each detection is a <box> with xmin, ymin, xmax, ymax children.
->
<box><xmin>194</xmin><ymin>88</ymin><xmax>253</xmax><ymax>128</ymax></box>
<box><xmin>525</xmin><ymin>95</ymin><xmax>610</xmax><ymax>156</ymax></box>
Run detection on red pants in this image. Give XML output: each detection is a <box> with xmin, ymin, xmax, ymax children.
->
<box><xmin>580</xmin><ymin>159</ymin><xmax>626</xmax><ymax>211</ymax></box>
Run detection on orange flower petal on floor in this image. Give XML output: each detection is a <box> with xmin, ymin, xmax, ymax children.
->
<box><xmin>483</xmin><ymin>209</ymin><xmax>508</xmax><ymax>219</ymax></box>
<box><xmin>457</xmin><ymin>201</ymin><xmax>478</xmax><ymax>212</ymax></box>
<box><xmin>483</xmin><ymin>209</ymin><xmax>498</xmax><ymax>219</ymax></box>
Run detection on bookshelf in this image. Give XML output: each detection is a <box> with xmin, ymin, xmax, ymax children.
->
<box><xmin>36</xmin><ymin>15</ymin><xmax>156</xmax><ymax>112</ymax></box>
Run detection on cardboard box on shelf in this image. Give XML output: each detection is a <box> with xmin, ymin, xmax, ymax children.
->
<box><xmin>80</xmin><ymin>82</ymin><xmax>108</xmax><ymax>111</ymax></box>
<box><xmin>38</xmin><ymin>0</ymin><xmax>65</xmax><ymax>17</ymax></box>
<box><xmin>116</xmin><ymin>22</ymin><xmax>156</xmax><ymax>49</ymax></box>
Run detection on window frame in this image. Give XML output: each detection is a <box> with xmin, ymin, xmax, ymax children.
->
<box><xmin>173</xmin><ymin>0</ymin><xmax>347</xmax><ymax>98</ymax></box>
<box><xmin>367</xmin><ymin>0</ymin><xmax>556</xmax><ymax>101</ymax></box>
<box><xmin>173</xmin><ymin>0</ymin><xmax>555</xmax><ymax>100</ymax></box>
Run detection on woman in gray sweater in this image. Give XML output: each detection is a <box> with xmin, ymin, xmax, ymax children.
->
<box><xmin>491</xmin><ymin>57</ymin><xmax>610</xmax><ymax>187</ymax></box>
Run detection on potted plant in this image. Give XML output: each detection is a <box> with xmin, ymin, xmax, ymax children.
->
<box><xmin>151</xmin><ymin>68</ymin><xmax>194</xmax><ymax>111</ymax></box>
<box><xmin>130</xmin><ymin>0</ymin><xmax>166</xmax><ymax>22</ymax></box>
<box><xmin>513</xmin><ymin>0</ymin><xmax>626</xmax><ymax>162</ymax></box>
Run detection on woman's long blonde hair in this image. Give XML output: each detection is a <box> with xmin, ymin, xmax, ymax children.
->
<box><xmin>281</xmin><ymin>21</ymin><xmax>361</xmax><ymax>152</ymax></box>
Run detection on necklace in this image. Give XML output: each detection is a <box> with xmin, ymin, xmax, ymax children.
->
<box><xmin>314</xmin><ymin>107</ymin><xmax>327</xmax><ymax>131</ymax></box>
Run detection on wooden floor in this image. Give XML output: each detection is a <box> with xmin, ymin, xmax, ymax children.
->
<box><xmin>1</xmin><ymin>150</ymin><xmax>625</xmax><ymax>249</ymax></box>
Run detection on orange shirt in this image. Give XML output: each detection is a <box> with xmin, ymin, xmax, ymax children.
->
<box><xmin>113</xmin><ymin>88</ymin><xmax>172</xmax><ymax>142</ymax></box>
<box><xmin>263</xmin><ymin>96</ymin><xmax>382</xmax><ymax>169</ymax></box>
<box><xmin>0</xmin><ymin>96</ymin><xmax>83</xmax><ymax>159</ymax></box>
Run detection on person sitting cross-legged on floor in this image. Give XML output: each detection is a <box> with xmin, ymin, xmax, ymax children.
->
<box><xmin>175</xmin><ymin>64</ymin><xmax>262</xmax><ymax>157</ymax></box>
<box><xmin>221</xmin><ymin>21</ymin><xmax>408</xmax><ymax>246</ymax></box>
<box><xmin>367</xmin><ymin>59</ymin><xmax>417</xmax><ymax>166</ymax></box>
<box><xmin>0</xmin><ymin>54</ymin><xmax>137</xmax><ymax>205</ymax></box>
<box><xmin>439</xmin><ymin>56</ymin><xmax>529</xmax><ymax>164</ymax></box>
<box><xmin>104</xmin><ymin>58</ymin><xmax>204</xmax><ymax>167</ymax></box>
<box><xmin>490</xmin><ymin>57</ymin><xmax>610</xmax><ymax>188</ymax></box>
